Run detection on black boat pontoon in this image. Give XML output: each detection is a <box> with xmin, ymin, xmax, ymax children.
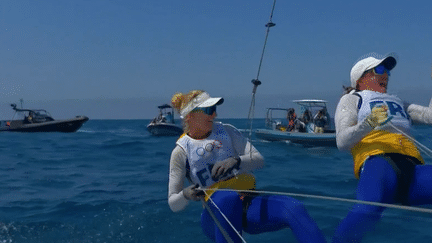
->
<box><xmin>0</xmin><ymin>103</ymin><xmax>89</xmax><ymax>133</ymax></box>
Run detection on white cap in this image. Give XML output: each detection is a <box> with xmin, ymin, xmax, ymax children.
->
<box><xmin>350</xmin><ymin>52</ymin><xmax>398</xmax><ymax>88</ymax></box>
<box><xmin>180</xmin><ymin>92</ymin><xmax>224</xmax><ymax>118</ymax></box>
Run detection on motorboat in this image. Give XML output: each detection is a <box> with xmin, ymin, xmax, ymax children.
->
<box><xmin>254</xmin><ymin>99</ymin><xmax>336</xmax><ymax>147</ymax></box>
<box><xmin>0</xmin><ymin>103</ymin><xmax>89</xmax><ymax>133</ymax></box>
<box><xmin>147</xmin><ymin>104</ymin><xmax>183</xmax><ymax>136</ymax></box>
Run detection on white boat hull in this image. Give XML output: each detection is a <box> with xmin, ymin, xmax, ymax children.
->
<box><xmin>255</xmin><ymin>128</ymin><xmax>336</xmax><ymax>147</ymax></box>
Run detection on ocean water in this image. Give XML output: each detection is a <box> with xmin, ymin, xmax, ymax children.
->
<box><xmin>0</xmin><ymin>118</ymin><xmax>432</xmax><ymax>243</ymax></box>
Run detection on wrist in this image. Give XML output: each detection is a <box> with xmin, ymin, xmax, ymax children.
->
<box><xmin>182</xmin><ymin>190</ymin><xmax>190</xmax><ymax>200</ymax></box>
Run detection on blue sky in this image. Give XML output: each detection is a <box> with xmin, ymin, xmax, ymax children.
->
<box><xmin>1</xmin><ymin>0</ymin><xmax>431</xmax><ymax>119</ymax></box>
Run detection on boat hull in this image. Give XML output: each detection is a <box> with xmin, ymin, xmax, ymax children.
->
<box><xmin>0</xmin><ymin>116</ymin><xmax>89</xmax><ymax>133</ymax></box>
<box><xmin>147</xmin><ymin>123</ymin><xmax>183</xmax><ymax>136</ymax></box>
<box><xmin>255</xmin><ymin>128</ymin><xmax>336</xmax><ymax>147</ymax></box>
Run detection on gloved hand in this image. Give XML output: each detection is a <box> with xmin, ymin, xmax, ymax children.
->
<box><xmin>365</xmin><ymin>105</ymin><xmax>393</xmax><ymax>128</ymax></box>
<box><xmin>211</xmin><ymin>157</ymin><xmax>241</xmax><ymax>181</ymax></box>
<box><xmin>183</xmin><ymin>184</ymin><xmax>204</xmax><ymax>201</ymax></box>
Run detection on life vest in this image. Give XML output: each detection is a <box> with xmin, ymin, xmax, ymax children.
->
<box><xmin>177</xmin><ymin>122</ymin><xmax>256</xmax><ymax>199</ymax></box>
<box><xmin>288</xmin><ymin>113</ymin><xmax>297</xmax><ymax>131</ymax></box>
<box><xmin>351</xmin><ymin>90</ymin><xmax>424</xmax><ymax>178</ymax></box>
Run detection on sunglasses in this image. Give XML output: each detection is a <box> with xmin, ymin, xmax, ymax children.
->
<box><xmin>191</xmin><ymin>105</ymin><xmax>216</xmax><ymax>115</ymax></box>
<box><xmin>370</xmin><ymin>65</ymin><xmax>391</xmax><ymax>76</ymax></box>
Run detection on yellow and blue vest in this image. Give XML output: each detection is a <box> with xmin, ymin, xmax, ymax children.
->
<box><xmin>351</xmin><ymin>91</ymin><xmax>424</xmax><ymax>178</ymax></box>
<box><xmin>177</xmin><ymin>122</ymin><xmax>256</xmax><ymax>200</ymax></box>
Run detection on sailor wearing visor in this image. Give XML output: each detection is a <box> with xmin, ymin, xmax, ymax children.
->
<box><xmin>333</xmin><ymin>53</ymin><xmax>432</xmax><ymax>242</ymax></box>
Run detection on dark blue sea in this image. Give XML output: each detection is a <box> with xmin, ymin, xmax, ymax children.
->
<box><xmin>1</xmin><ymin>118</ymin><xmax>432</xmax><ymax>243</ymax></box>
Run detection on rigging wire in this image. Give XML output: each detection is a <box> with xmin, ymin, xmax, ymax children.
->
<box><xmin>388</xmin><ymin>123</ymin><xmax>432</xmax><ymax>158</ymax></box>
<box><xmin>247</xmin><ymin>0</ymin><xmax>277</xmax><ymax>142</ymax></box>
<box><xmin>202</xmin><ymin>192</ymin><xmax>247</xmax><ymax>243</ymax></box>
<box><xmin>205</xmin><ymin>2</ymin><xmax>278</xmax><ymax>242</ymax></box>
<box><xmin>388</xmin><ymin>63</ymin><xmax>432</xmax><ymax>159</ymax></box>
<box><xmin>201</xmin><ymin>198</ymin><xmax>236</xmax><ymax>243</ymax></box>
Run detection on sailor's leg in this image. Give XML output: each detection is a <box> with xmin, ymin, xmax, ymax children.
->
<box><xmin>407</xmin><ymin>165</ymin><xmax>432</xmax><ymax>205</ymax></box>
<box><xmin>244</xmin><ymin>195</ymin><xmax>326</xmax><ymax>243</ymax></box>
<box><xmin>332</xmin><ymin>157</ymin><xmax>398</xmax><ymax>243</ymax></box>
<box><xmin>201</xmin><ymin>191</ymin><xmax>243</xmax><ymax>243</ymax></box>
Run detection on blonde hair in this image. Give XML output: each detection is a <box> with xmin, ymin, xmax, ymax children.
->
<box><xmin>171</xmin><ymin>90</ymin><xmax>205</xmax><ymax>133</ymax></box>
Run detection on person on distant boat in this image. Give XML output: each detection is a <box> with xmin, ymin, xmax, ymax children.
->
<box><xmin>165</xmin><ymin>111</ymin><xmax>174</xmax><ymax>123</ymax></box>
<box><xmin>301</xmin><ymin>110</ymin><xmax>312</xmax><ymax>124</ymax></box>
<box><xmin>168</xmin><ymin>90</ymin><xmax>326</xmax><ymax>243</ymax></box>
<box><xmin>25</xmin><ymin>111</ymin><xmax>34</xmax><ymax>124</ymax></box>
<box><xmin>156</xmin><ymin>111</ymin><xmax>164</xmax><ymax>122</ymax></box>
<box><xmin>313</xmin><ymin>109</ymin><xmax>327</xmax><ymax>133</ymax></box>
<box><xmin>286</xmin><ymin>108</ymin><xmax>297</xmax><ymax>132</ymax></box>
<box><xmin>332</xmin><ymin>52</ymin><xmax>432</xmax><ymax>243</ymax></box>
<box><xmin>299</xmin><ymin>109</ymin><xmax>312</xmax><ymax>133</ymax></box>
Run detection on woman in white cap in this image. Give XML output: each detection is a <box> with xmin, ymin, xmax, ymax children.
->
<box><xmin>168</xmin><ymin>90</ymin><xmax>326</xmax><ymax>243</ymax></box>
<box><xmin>332</xmin><ymin>53</ymin><xmax>432</xmax><ymax>242</ymax></box>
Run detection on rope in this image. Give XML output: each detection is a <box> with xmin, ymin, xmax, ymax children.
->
<box><xmin>201</xmin><ymin>198</ymin><xmax>236</xmax><ymax>243</ymax></box>
<box><xmin>202</xmin><ymin>191</ymin><xmax>247</xmax><ymax>243</ymax></box>
<box><xmin>203</xmin><ymin>188</ymin><xmax>432</xmax><ymax>214</ymax></box>
<box><xmin>388</xmin><ymin>123</ymin><xmax>432</xmax><ymax>158</ymax></box>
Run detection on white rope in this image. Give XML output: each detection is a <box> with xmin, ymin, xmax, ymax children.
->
<box><xmin>203</xmin><ymin>188</ymin><xmax>432</xmax><ymax>214</ymax></box>
<box><xmin>388</xmin><ymin>122</ymin><xmax>432</xmax><ymax>158</ymax></box>
<box><xmin>202</xmin><ymin>191</ymin><xmax>247</xmax><ymax>243</ymax></box>
<box><xmin>201</xmin><ymin>198</ymin><xmax>235</xmax><ymax>243</ymax></box>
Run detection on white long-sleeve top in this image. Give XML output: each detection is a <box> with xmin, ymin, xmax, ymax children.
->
<box><xmin>335</xmin><ymin>91</ymin><xmax>432</xmax><ymax>151</ymax></box>
<box><xmin>168</xmin><ymin>123</ymin><xmax>264</xmax><ymax>212</ymax></box>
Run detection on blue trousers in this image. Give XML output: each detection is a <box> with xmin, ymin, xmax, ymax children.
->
<box><xmin>201</xmin><ymin>190</ymin><xmax>326</xmax><ymax>243</ymax></box>
<box><xmin>332</xmin><ymin>155</ymin><xmax>432</xmax><ymax>243</ymax></box>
